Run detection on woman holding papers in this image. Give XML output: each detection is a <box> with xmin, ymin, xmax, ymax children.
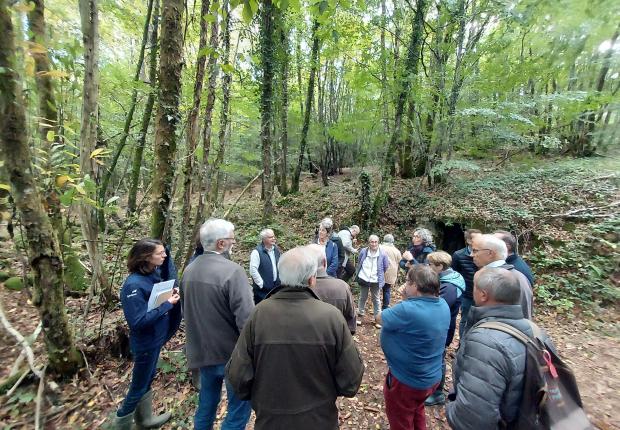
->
<box><xmin>113</xmin><ymin>239</ymin><xmax>181</xmax><ymax>430</ymax></box>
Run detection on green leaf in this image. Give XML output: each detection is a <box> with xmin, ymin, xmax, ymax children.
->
<box><xmin>242</xmin><ymin>1</ymin><xmax>254</xmax><ymax>23</ymax></box>
<box><xmin>203</xmin><ymin>13</ymin><xmax>217</xmax><ymax>23</ymax></box>
<box><xmin>46</xmin><ymin>130</ymin><xmax>55</xmax><ymax>142</ymax></box>
<box><xmin>106</xmin><ymin>196</ymin><xmax>120</xmax><ymax>205</ymax></box>
<box><xmin>221</xmin><ymin>63</ymin><xmax>235</xmax><ymax>74</ymax></box>
<box><xmin>0</xmin><ymin>184</ymin><xmax>11</xmax><ymax>192</ymax></box>
<box><xmin>59</xmin><ymin>188</ymin><xmax>76</xmax><ymax>206</ymax></box>
<box><xmin>74</xmin><ymin>184</ymin><xmax>86</xmax><ymax>195</ymax></box>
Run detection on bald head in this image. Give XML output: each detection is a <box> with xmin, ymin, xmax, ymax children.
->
<box><xmin>472</xmin><ymin>234</ymin><xmax>508</xmax><ymax>267</ymax></box>
<box><xmin>473</xmin><ymin>268</ymin><xmax>521</xmax><ymax>306</ymax></box>
<box><xmin>278</xmin><ymin>246</ymin><xmax>318</xmax><ymax>288</ymax></box>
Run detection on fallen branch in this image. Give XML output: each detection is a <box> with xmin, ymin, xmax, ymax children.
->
<box><xmin>35</xmin><ymin>365</ymin><xmax>47</xmax><ymax>430</ymax></box>
<box><xmin>0</xmin><ymin>297</ymin><xmax>43</xmax><ymax>379</ymax></box>
<box><xmin>6</xmin><ymin>367</ymin><xmax>30</xmax><ymax>397</ymax></box>
<box><xmin>9</xmin><ymin>321</ymin><xmax>42</xmax><ymax>377</ymax></box>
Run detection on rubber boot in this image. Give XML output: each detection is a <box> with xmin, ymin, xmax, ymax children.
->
<box><xmin>134</xmin><ymin>390</ymin><xmax>171</xmax><ymax>429</ymax></box>
<box><xmin>112</xmin><ymin>411</ymin><xmax>135</xmax><ymax>430</ymax></box>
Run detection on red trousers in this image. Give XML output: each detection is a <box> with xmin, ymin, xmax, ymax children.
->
<box><xmin>383</xmin><ymin>371</ymin><xmax>438</xmax><ymax>430</ymax></box>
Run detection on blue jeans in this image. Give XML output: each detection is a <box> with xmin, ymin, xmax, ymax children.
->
<box><xmin>459</xmin><ymin>296</ymin><xmax>474</xmax><ymax>337</ymax></box>
<box><xmin>382</xmin><ymin>284</ymin><xmax>392</xmax><ymax>309</ymax></box>
<box><xmin>195</xmin><ymin>364</ymin><xmax>251</xmax><ymax>430</ymax></box>
<box><xmin>117</xmin><ymin>347</ymin><xmax>161</xmax><ymax>417</ymax></box>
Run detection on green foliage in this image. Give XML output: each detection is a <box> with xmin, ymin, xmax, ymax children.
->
<box><xmin>4</xmin><ymin>276</ymin><xmax>24</xmax><ymax>291</ymax></box>
<box><xmin>157</xmin><ymin>351</ymin><xmax>188</xmax><ymax>383</ymax></box>
<box><xmin>358</xmin><ymin>171</ymin><xmax>371</xmax><ymax>230</ymax></box>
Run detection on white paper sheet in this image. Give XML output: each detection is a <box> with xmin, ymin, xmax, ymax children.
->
<box><xmin>147</xmin><ymin>279</ymin><xmax>175</xmax><ymax>311</ymax></box>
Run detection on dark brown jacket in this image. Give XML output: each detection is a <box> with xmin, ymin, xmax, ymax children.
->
<box><xmin>226</xmin><ymin>287</ymin><xmax>364</xmax><ymax>430</ymax></box>
<box><xmin>314</xmin><ymin>268</ymin><xmax>357</xmax><ymax>334</ymax></box>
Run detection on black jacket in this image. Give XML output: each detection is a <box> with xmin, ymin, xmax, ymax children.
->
<box><xmin>506</xmin><ymin>254</ymin><xmax>535</xmax><ymax>286</ymax></box>
<box><xmin>451</xmin><ymin>247</ymin><xmax>478</xmax><ymax>299</ymax></box>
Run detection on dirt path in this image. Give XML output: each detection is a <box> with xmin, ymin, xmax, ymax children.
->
<box><xmin>1</xmin><ymin>286</ymin><xmax>618</xmax><ymax>429</ymax></box>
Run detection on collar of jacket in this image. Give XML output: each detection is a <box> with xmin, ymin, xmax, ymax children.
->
<box><xmin>266</xmin><ymin>285</ymin><xmax>321</xmax><ymax>300</ymax></box>
<box><xmin>469</xmin><ymin>304</ymin><xmax>525</xmax><ymax>326</ymax></box>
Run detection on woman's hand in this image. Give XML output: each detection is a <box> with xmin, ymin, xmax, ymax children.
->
<box><xmin>167</xmin><ymin>289</ymin><xmax>180</xmax><ymax>305</ymax></box>
<box><xmin>402</xmin><ymin>250</ymin><xmax>413</xmax><ymax>261</ymax></box>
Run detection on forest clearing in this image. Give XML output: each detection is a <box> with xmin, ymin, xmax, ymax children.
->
<box><xmin>0</xmin><ymin>0</ymin><xmax>619</xmax><ymax>428</ymax></box>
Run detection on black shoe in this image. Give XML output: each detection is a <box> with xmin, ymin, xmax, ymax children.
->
<box><xmin>424</xmin><ymin>392</ymin><xmax>446</xmax><ymax>406</ymax></box>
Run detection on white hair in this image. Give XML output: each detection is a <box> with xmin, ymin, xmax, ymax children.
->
<box><xmin>200</xmin><ymin>218</ymin><xmax>234</xmax><ymax>251</ymax></box>
<box><xmin>368</xmin><ymin>234</ymin><xmax>379</xmax><ymax>242</ymax></box>
<box><xmin>320</xmin><ymin>217</ymin><xmax>333</xmax><ymax>232</ymax></box>
<box><xmin>383</xmin><ymin>234</ymin><xmax>395</xmax><ymax>244</ymax></box>
<box><xmin>478</xmin><ymin>234</ymin><xmax>508</xmax><ymax>260</ymax></box>
<box><xmin>278</xmin><ymin>246</ymin><xmax>318</xmax><ymax>288</ymax></box>
<box><xmin>259</xmin><ymin>228</ymin><xmax>274</xmax><ymax>241</ymax></box>
<box><xmin>350</xmin><ymin>225</ymin><xmax>360</xmax><ymax>235</ymax></box>
<box><xmin>305</xmin><ymin>244</ymin><xmax>326</xmax><ymax>269</ymax></box>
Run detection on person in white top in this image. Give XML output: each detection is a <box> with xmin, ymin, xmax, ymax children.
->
<box><xmin>356</xmin><ymin>235</ymin><xmax>389</xmax><ymax>326</ymax></box>
<box><xmin>249</xmin><ymin>229</ymin><xmax>281</xmax><ymax>304</ymax></box>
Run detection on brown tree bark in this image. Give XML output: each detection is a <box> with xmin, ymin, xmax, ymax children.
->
<box><xmin>0</xmin><ymin>0</ymin><xmax>83</xmax><ymax>375</ymax></box>
<box><xmin>176</xmin><ymin>0</ymin><xmax>211</xmax><ymax>264</ymax></box>
<box><xmin>150</xmin><ymin>0</ymin><xmax>185</xmax><ymax>241</ymax></box>
<box><xmin>78</xmin><ymin>0</ymin><xmax>111</xmax><ymax>301</ymax></box>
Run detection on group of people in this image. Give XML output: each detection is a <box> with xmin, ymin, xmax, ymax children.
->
<box><xmin>113</xmin><ymin>218</ymin><xmax>543</xmax><ymax>430</ymax></box>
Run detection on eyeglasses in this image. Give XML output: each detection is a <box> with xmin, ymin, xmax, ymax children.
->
<box><xmin>220</xmin><ymin>237</ymin><xmax>236</xmax><ymax>242</ymax></box>
<box><xmin>471</xmin><ymin>248</ymin><xmax>491</xmax><ymax>254</ymax></box>
<box><xmin>155</xmin><ymin>251</ymin><xmax>167</xmax><ymax>256</ymax></box>
<box><xmin>412</xmin><ymin>234</ymin><xmax>420</xmax><ymax>238</ymax></box>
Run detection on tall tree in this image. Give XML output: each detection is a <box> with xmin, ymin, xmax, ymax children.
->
<box><xmin>277</xmin><ymin>11</ymin><xmax>290</xmax><ymax>196</ymax></box>
<box><xmin>291</xmin><ymin>20</ymin><xmax>320</xmax><ymax>194</ymax></box>
<box><xmin>176</xmin><ymin>0</ymin><xmax>211</xmax><ymax>264</ymax></box>
<box><xmin>208</xmin><ymin>0</ymin><xmax>231</xmax><ymax>209</ymax></box>
<box><xmin>372</xmin><ymin>0</ymin><xmax>428</xmax><ymax>220</ymax></box>
<box><xmin>78</xmin><ymin>0</ymin><xmax>110</xmax><ymax>301</ymax></box>
<box><xmin>99</xmin><ymin>0</ymin><xmax>156</xmax><ymax>212</ymax></box>
<box><xmin>0</xmin><ymin>0</ymin><xmax>83</xmax><ymax>375</ymax></box>
<box><xmin>28</xmin><ymin>0</ymin><xmax>85</xmax><ymax>291</ymax></box>
<box><xmin>183</xmin><ymin>10</ymin><xmax>219</xmax><ymax>267</ymax></box>
<box><xmin>127</xmin><ymin>0</ymin><xmax>161</xmax><ymax>216</ymax></box>
<box><xmin>259</xmin><ymin>0</ymin><xmax>276</xmax><ymax>223</ymax></box>
<box><xmin>150</xmin><ymin>0</ymin><xmax>185</xmax><ymax>241</ymax></box>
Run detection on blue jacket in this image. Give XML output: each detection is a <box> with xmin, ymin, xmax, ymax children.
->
<box><xmin>314</xmin><ymin>239</ymin><xmax>339</xmax><ymax>277</ymax></box>
<box><xmin>399</xmin><ymin>244</ymin><xmax>435</xmax><ymax>270</ymax></box>
<box><xmin>506</xmin><ymin>254</ymin><xmax>535</xmax><ymax>286</ymax></box>
<box><xmin>356</xmin><ymin>247</ymin><xmax>389</xmax><ymax>289</ymax></box>
<box><xmin>451</xmin><ymin>246</ymin><xmax>478</xmax><ymax>299</ymax></box>
<box><xmin>439</xmin><ymin>269</ymin><xmax>465</xmax><ymax>347</ymax></box>
<box><xmin>120</xmin><ymin>268</ymin><xmax>182</xmax><ymax>353</ymax></box>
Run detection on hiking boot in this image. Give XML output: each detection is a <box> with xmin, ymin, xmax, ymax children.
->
<box><xmin>134</xmin><ymin>390</ymin><xmax>171</xmax><ymax>429</ymax></box>
<box><xmin>111</xmin><ymin>411</ymin><xmax>134</xmax><ymax>430</ymax></box>
<box><xmin>424</xmin><ymin>392</ymin><xmax>446</xmax><ymax>406</ymax></box>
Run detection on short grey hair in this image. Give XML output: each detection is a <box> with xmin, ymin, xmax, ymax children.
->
<box><xmin>383</xmin><ymin>234</ymin><xmax>394</xmax><ymax>244</ymax></box>
<box><xmin>278</xmin><ymin>246</ymin><xmax>318</xmax><ymax>288</ymax></box>
<box><xmin>350</xmin><ymin>225</ymin><xmax>360</xmax><ymax>235</ymax></box>
<box><xmin>320</xmin><ymin>217</ymin><xmax>333</xmax><ymax>233</ymax></box>
<box><xmin>200</xmin><ymin>218</ymin><xmax>234</xmax><ymax>251</ymax></box>
<box><xmin>475</xmin><ymin>268</ymin><xmax>521</xmax><ymax>305</ymax></box>
<box><xmin>368</xmin><ymin>234</ymin><xmax>379</xmax><ymax>242</ymax></box>
<box><xmin>494</xmin><ymin>230</ymin><xmax>516</xmax><ymax>254</ymax></box>
<box><xmin>259</xmin><ymin>228</ymin><xmax>274</xmax><ymax>241</ymax></box>
<box><xmin>413</xmin><ymin>228</ymin><xmax>434</xmax><ymax>246</ymax></box>
<box><xmin>305</xmin><ymin>244</ymin><xmax>326</xmax><ymax>268</ymax></box>
<box><xmin>478</xmin><ymin>234</ymin><xmax>508</xmax><ymax>260</ymax></box>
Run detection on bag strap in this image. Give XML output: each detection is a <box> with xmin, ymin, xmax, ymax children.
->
<box><xmin>476</xmin><ymin>321</ymin><xmax>538</xmax><ymax>347</ymax></box>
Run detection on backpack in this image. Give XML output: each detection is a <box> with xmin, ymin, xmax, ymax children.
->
<box><xmin>477</xmin><ymin>321</ymin><xmax>593</xmax><ymax>430</ymax></box>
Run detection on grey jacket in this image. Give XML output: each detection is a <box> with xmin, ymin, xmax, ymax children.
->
<box><xmin>182</xmin><ymin>252</ymin><xmax>254</xmax><ymax>369</ymax></box>
<box><xmin>446</xmin><ymin>305</ymin><xmax>532</xmax><ymax>430</ymax></box>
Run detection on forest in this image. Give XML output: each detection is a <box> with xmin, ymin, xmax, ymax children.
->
<box><xmin>0</xmin><ymin>0</ymin><xmax>618</xmax><ymax>428</ymax></box>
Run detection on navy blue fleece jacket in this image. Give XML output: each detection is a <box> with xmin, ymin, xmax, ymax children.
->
<box><xmin>120</xmin><ymin>269</ymin><xmax>182</xmax><ymax>353</ymax></box>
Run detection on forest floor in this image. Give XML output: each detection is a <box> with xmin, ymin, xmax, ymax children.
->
<box><xmin>1</xmin><ymin>156</ymin><xmax>619</xmax><ymax>429</ymax></box>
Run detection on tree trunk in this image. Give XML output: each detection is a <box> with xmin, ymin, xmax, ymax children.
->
<box><xmin>176</xmin><ymin>0</ymin><xmax>210</xmax><ymax>264</ymax></box>
<box><xmin>127</xmin><ymin>0</ymin><xmax>160</xmax><ymax>216</ymax></box>
<box><xmin>208</xmin><ymin>0</ymin><xmax>231</xmax><ymax>209</ymax></box>
<box><xmin>183</xmin><ymin>11</ymin><xmax>219</xmax><ymax>268</ymax></box>
<box><xmin>0</xmin><ymin>0</ymin><xmax>83</xmax><ymax>375</ymax></box>
<box><xmin>372</xmin><ymin>0</ymin><xmax>427</xmax><ymax>219</ymax></box>
<box><xmin>28</xmin><ymin>0</ymin><xmax>85</xmax><ymax>291</ymax></box>
<box><xmin>99</xmin><ymin>0</ymin><xmax>155</xmax><ymax>212</ymax></box>
<box><xmin>78</xmin><ymin>0</ymin><xmax>111</xmax><ymax>301</ymax></box>
<box><xmin>259</xmin><ymin>0</ymin><xmax>275</xmax><ymax>223</ymax></box>
<box><xmin>150</xmin><ymin>0</ymin><xmax>185</xmax><ymax>241</ymax></box>
<box><xmin>277</xmin><ymin>13</ymin><xmax>289</xmax><ymax>196</ymax></box>
<box><xmin>291</xmin><ymin>20</ymin><xmax>320</xmax><ymax>194</ymax></box>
